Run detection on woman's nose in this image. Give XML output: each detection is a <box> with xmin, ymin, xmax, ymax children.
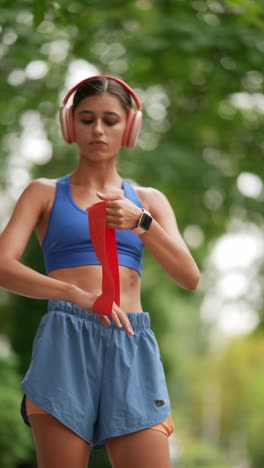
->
<box><xmin>93</xmin><ymin>119</ymin><xmax>103</xmax><ymax>135</ymax></box>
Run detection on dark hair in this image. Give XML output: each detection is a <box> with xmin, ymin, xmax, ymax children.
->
<box><xmin>72</xmin><ymin>77</ymin><xmax>132</xmax><ymax>113</ymax></box>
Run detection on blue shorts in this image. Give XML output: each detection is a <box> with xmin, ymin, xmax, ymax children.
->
<box><xmin>20</xmin><ymin>300</ymin><xmax>171</xmax><ymax>448</ymax></box>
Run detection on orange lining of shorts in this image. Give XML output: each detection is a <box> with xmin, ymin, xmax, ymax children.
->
<box><xmin>26</xmin><ymin>396</ymin><xmax>174</xmax><ymax>437</ymax></box>
<box><xmin>150</xmin><ymin>413</ymin><xmax>174</xmax><ymax>437</ymax></box>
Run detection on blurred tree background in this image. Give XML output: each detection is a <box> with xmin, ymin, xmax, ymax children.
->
<box><xmin>0</xmin><ymin>0</ymin><xmax>263</xmax><ymax>466</ymax></box>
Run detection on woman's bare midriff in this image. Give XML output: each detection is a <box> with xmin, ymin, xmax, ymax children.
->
<box><xmin>48</xmin><ymin>264</ymin><xmax>143</xmax><ymax>313</ymax></box>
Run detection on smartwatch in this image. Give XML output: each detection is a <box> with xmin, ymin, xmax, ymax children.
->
<box><xmin>132</xmin><ymin>208</ymin><xmax>153</xmax><ymax>235</ymax></box>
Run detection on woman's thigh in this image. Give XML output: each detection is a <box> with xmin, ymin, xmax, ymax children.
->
<box><xmin>29</xmin><ymin>414</ymin><xmax>91</xmax><ymax>468</ymax></box>
<box><xmin>105</xmin><ymin>428</ymin><xmax>171</xmax><ymax>468</ymax></box>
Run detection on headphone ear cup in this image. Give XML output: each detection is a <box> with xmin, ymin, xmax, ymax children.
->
<box><xmin>122</xmin><ymin>110</ymin><xmax>142</xmax><ymax>149</ymax></box>
<box><xmin>60</xmin><ymin>106</ymin><xmax>70</xmax><ymax>143</ymax></box>
<box><xmin>59</xmin><ymin>105</ymin><xmax>75</xmax><ymax>144</ymax></box>
<box><xmin>127</xmin><ymin>110</ymin><xmax>143</xmax><ymax>149</ymax></box>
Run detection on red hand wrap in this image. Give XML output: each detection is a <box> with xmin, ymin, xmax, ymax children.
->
<box><xmin>88</xmin><ymin>201</ymin><xmax>120</xmax><ymax>316</ymax></box>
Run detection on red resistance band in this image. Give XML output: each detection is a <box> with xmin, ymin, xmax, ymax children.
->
<box><xmin>88</xmin><ymin>201</ymin><xmax>120</xmax><ymax>316</ymax></box>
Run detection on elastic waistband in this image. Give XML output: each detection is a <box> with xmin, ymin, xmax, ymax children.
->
<box><xmin>47</xmin><ymin>300</ymin><xmax>151</xmax><ymax>330</ymax></box>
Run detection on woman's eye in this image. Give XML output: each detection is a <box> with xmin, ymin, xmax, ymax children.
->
<box><xmin>80</xmin><ymin>119</ymin><xmax>119</xmax><ymax>126</ymax></box>
<box><xmin>81</xmin><ymin>120</ymin><xmax>93</xmax><ymax>125</ymax></box>
<box><xmin>105</xmin><ymin>120</ymin><xmax>118</xmax><ymax>126</ymax></box>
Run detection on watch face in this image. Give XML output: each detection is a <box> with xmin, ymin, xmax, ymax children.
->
<box><xmin>140</xmin><ymin>212</ymin><xmax>152</xmax><ymax>230</ymax></box>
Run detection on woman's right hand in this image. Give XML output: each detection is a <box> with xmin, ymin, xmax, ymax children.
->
<box><xmin>73</xmin><ymin>288</ymin><xmax>134</xmax><ymax>336</ymax></box>
<box><xmin>110</xmin><ymin>302</ymin><xmax>134</xmax><ymax>336</ymax></box>
<box><xmin>96</xmin><ymin>301</ymin><xmax>134</xmax><ymax>336</ymax></box>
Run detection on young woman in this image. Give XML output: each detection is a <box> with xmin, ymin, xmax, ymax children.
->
<box><xmin>0</xmin><ymin>75</ymin><xmax>200</xmax><ymax>468</ymax></box>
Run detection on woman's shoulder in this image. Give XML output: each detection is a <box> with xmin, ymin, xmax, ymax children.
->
<box><xmin>25</xmin><ymin>177</ymin><xmax>58</xmax><ymax>194</ymax></box>
<box><xmin>29</xmin><ymin>177</ymin><xmax>57</xmax><ymax>188</ymax></box>
<box><xmin>20</xmin><ymin>178</ymin><xmax>58</xmax><ymax>208</ymax></box>
<box><xmin>129</xmin><ymin>181</ymin><xmax>168</xmax><ymax>213</ymax></box>
<box><xmin>126</xmin><ymin>179</ymin><xmax>159</xmax><ymax>197</ymax></box>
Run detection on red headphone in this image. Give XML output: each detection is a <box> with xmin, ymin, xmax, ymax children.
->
<box><xmin>60</xmin><ymin>75</ymin><xmax>143</xmax><ymax>149</ymax></box>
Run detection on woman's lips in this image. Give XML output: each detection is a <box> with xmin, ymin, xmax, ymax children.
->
<box><xmin>90</xmin><ymin>140</ymin><xmax>107</xmax><ymax>146</ymax></box>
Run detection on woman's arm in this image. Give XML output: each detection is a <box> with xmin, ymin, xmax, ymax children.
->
<box><xmin>97</xmin><ymin>188</ymin><xmax>200</xmax><ymax>291</ymax></box>
<box><xmin>137</xmin><ymin>188</ymin><xmax>200</xmax><ymax>290</ymax></box>
<box><xmin>0</xmin><ymin>180</ymin><xmax>134</xmax><ymax>334</ymax></box>
<box><xmin>0</xmin><ymin>180</ymin><xmax>93</xmax><ymax>305</ymax></box>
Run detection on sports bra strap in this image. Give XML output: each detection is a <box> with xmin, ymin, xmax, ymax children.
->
<box><xmin>88</xmin><ymin>202</ymin><xmax>120</xmax><ymax>316</ymax></box>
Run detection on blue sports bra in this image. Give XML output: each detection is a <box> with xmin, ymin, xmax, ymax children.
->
<box><xmin>42</xmin><ymin>175</ymin><xmax>144</xmax><ymax>275</ymax></box>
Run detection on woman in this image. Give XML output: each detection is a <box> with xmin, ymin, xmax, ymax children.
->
<box><xmin>0</xmin><ymin>75</ymin><xmax>200</xmax><ymax>468</ymax></box>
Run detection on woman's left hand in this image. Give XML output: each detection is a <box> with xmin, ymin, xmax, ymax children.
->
<box><xmin>96</xmin><ymin>191</ymin><xmax>142</xmax><ymax>230</ymax></box>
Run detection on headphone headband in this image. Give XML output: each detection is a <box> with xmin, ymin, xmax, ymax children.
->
<box><xmin>63</xmin><ymin>74</ymin><xmax>142</xmax><ymax>110</ymax></box>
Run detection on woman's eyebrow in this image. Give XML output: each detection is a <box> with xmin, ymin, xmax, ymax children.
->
<box><xmin>78</xmin><ymin>110</ymin><xmax>120</xmax><ymax>117</ymax></box>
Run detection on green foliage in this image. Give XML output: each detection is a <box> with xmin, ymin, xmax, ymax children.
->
<box><xmin>0</xmin><ymin>1</ymin><xmax>264</xmax><ymax>466</ymax></box>
<box><xmin>185</xmin><ymin>336</ymin><xmax>264</xmax><ymax>466</ymax></box>
<box><xmin>89</xmin><ymin>448</ymin><xmax>111</xmax><ymax>468</ymax></box>
<box><xmin>0</xmin><ymin>353</ymin><xmax>34</xmax><ymax>468</ymax></box>
<box><xmin>178</xmin><ymin>437</ymin><xmax>230</xmax><ymax>467</ymax></box>
<box><xmin>32</xmin><ymin>0</ymin><xmax>50</xmax><ymax>28</ymax></box>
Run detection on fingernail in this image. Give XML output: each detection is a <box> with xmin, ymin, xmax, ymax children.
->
<box><xmin>129</xmin><ymin>329</ymin><xmax>134</xmax><ymax>336</ymax></box>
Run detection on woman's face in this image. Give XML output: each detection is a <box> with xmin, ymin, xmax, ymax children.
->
<box><xmin>73</xmin><ymin>92</ymin><xmax>128</xmax><ymax>160</ymax></box>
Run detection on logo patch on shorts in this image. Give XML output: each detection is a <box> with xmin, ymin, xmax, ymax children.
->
<box><xmin>154</xmin><ymin>400</ymin><xmax>166</xmax><ymax>407</ymax></box>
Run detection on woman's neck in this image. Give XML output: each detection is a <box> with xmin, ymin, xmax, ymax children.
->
<box><xmin>70</xmin><ymin>163</ymin><xmax>122</xmax><ymax>191</ymax></box>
